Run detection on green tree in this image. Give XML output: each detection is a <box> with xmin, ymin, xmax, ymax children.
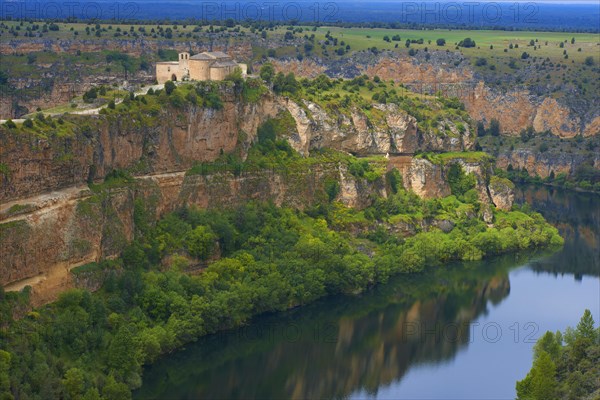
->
<box><xmin>576</xmin><ymin>309</ymin><xmax>596</xmax><ymax>341</ymax></box>
<box><xmin>446</xmin><ymin>164</ymin><xmax>476</xmax><ymax>197</ymax></box>
<box><xmin>534</xmin><ymin>331</ymin><xmax>561</xmax><ymax>361</ymax></box>
<box><xmin>458</xmin><ymin>38</ymin><xmax>476</xmax><ymax>48</ymax></box>
<box><xmin>62</xmin><ymin>368</ymin><xmax>85</xmax><ymax>399</ymax></box>
<box><xmin>259</xmin><ymin>64</ymin><xmax>275</xmax><ymax>83</ymax></box>
<box><xmin>0</xmin><ymin>350</ymin><xmax>11</xmax><ymax>396</ymax></box>
<box><xmin>107</xmin><ymin>326</ymin><xmax>139</xmax><ymax>380</ymax></box>
<box><xmin>436</xmin><ymin>38</ymin><xmax>446</xmax><ymax>46</ymax></box>
<box><xmin>225</xmin><ymin>67</ymin><xmax>244</xmax><ymax>91</ymax></box>
<box><xmin>102</xmin><ymin>376</ymin><xmax>131</xmax><ymax>400</ymax></box>
<box><xmin>2</xmin><ymin>119</ymin><xmax>16</xmax><ymax>129</ymax></box>
<box><xmin>82</xmin><ymin>388</ymin><xmax>102</xmax><ymax>400</ymax></box>
<box><xmin>184</xmin><ymin>226</ymin><xmax>216</xmax><ymax>260</ymax></box>
<box><xmin>164</xmin><ymin>80</ymin><xmax>176</xmax><ymax>95</ymax></box>
<box><xmin>516</xmin><ymin>351</ymin><xmax>558</xmax><ymax>400</ymax></box>
<box><xmin>273</xmin><ymin>72</ymin><xmax>298</xmax><ymax>95</ymax></box>
<box><xmin>489</xmin><ymin>119</ymin><xmax>500</xmax><ymax>136</ymax></box>
<box><xmin>23</xmin><ymin>118</ymin><xmax>34</xmax><ymax>128</ymax></box>
<box><xmin>83</xmin><ymin>87</ymin><xmax>98</xmax><ymax>103</ymax></box>
<box><xmin>476</xmin><ymin>121</ymin><xmax>486</xmax><ymax>137</ymax></box>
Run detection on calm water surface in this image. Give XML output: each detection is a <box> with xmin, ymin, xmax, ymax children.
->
<box><xmin>136</xmin><ymin>185</ymin><xmax>600</xmax><ymax>399</ymax></box>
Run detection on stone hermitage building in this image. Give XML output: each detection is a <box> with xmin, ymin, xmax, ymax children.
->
<box><xmin>156</xmin><ymin>51</ymin><xmax>247</xmax><ymax>83</ymax></box>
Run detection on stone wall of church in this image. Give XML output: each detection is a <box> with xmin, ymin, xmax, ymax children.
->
<box><xmin>156</xmin><ymin>63</ymin><xmax>181</xmax><ymax>84</ymax></box>
<box><xmin>189</xmin><ymin>60</ymin><xmax>211</xmax><ymax>81</ymax></box>
<box><xmin>210</xmin><ymin>66</ymin><xmax>233</xmax><ymax>81</ymax></box>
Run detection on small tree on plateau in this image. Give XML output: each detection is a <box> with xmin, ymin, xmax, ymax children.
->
<box><xmin>3</xmin><ymin>119</ymin><xmax>16</xmax><ymax>129</ymax></box>
<box><xmin>458</xmin><ymin>38</ymin><xmax>476</xmax><ymax>48</ymax></box>
<box><xmin>164</xmin><ymin>80</ymin><xmax>176</xmax><ymax>95</ymax></box>
<box><xmin>436</xmin><ymin>38</ymin><xmax>446</xmax><ymax>46</ymax></box>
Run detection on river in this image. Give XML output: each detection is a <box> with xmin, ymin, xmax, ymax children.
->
<box><xmin>135</xmin><ymin>185</ymin><xmax>600</xmax><ymax>399</ymax></box>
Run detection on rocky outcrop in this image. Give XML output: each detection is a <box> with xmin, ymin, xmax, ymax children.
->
<box><xmin>583</xmin><ymin>116</ymin><xmax>600</xmax><ymax>138</ymax></box>
<box><xmin>388</xmin><ymin>155</ymin><xmax>514</xmax><ymax>211</ymax></box>
<box><xmin>401</xmin><ymin>158</ymin><xmax>451</xmax><ymax>198</ymax></box>
<box><xmin>495</xmin><ymin>149</ymin><xmax>588</xmax><ymax>179</ymax></box>
<box><xmin>283</xmin><ymin>99</ymin><xmax>472</xmax><ymax>156</ymax></box>
<box><xmin>460</xmin><ymin>84</ymin><xmax>588</xmax><ymax>139</ymax></box>
<box><xmin>489</xmin><ymin>177</ymin><xmax>515</xmax><ymax>211</ymax></box>
<box><xmin>271</xmin><ymin>52</ymin><xmax>599</xmax><ymax>138</ymax></box>
<box><xmin>0</xmin><ymin>88</ymin><xmax>281</xmax><ymax>202</ymax></box>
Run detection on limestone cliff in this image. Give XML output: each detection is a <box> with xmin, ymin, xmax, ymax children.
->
<box><xmin>495</xmin><ymin>149</ymin><xmax>589</xmax><ymax>179</ymax></box>
<box><xmin>0</xmin><ymin>86</ymin><xmax>472</xmax><ymax>202</ymax></box>
<box><xmin>0</xmin><ymin>164</ymin><xmax>384</xmax><ymax>306</ymax></box>
<box><xmin>270</xmin><ymin>53</ymin><xmax>599</xmax><ymax>138</ymax></box>
<box><xmin>0</xmin><ymin>85</ymin><xmax>511</xmax><ymax>305</ymax></box>
<box><xmin>283</xmin><ymin>99</ymin><xmax>473</xmax><ymax>156</ymax></box>
<box><xmin>0</xmin><ymin>87</ymin><xmax>280</xmax><ymax>202</ymax></box>
<box><xmin>387</xmin><ymin>154</ymin><xmax>513</xmax><ymax>214</ymax></box>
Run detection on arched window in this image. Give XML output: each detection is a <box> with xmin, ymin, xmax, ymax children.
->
<box><xmin>171</xmin><ymin>74</ymin><xmax>177</xmax><ymax>81</ymax></box>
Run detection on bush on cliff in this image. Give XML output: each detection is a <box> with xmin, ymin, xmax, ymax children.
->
<box><xmin>2</xmin><ymin>119</ymin><xmax>16</xmax><ymax>129</ymax></box>
<box><xmin>164</xmin><ymin>80</ymin><xmax>176</xmax><ymax>95</ymax></box>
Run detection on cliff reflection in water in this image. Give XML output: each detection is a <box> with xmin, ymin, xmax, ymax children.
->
<box><xmin>515</xmin><ymin>185</ymin><xmax>600</xmax><ymax>278</ymax></box>
<box><xmin>136</xmin><ymin>252</ymin><xmax>522</xmax><ymax>400</ymax></box>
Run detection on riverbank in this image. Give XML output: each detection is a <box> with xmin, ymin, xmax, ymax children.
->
<box><xmin>0</xmin><ymin>188</ymin><xmax>563</xmax><ymax>398</ymax></box>
<box><xmin>134</xmin><ymin>184</ymin><xmax>599</xmax><ymax>400</ymax></box>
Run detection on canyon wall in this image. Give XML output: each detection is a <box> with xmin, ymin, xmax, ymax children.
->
<box><xmin>271</xmin><ymin>52</ymin><xmax>600</xmax><ymax>138</ymax></box>
<box><xmin>283</xmin><ymin>99</ymin><xmax>473</xmax><ymax>156</ymax></box>
<box><xmin>0</xmin><ymin>87</ymin><xmax>280</xmax><ymax>202</ymax></box>
<box><xmin>0</xmin><ymin>86</ymin><xmax>510</xmax><ymax>305</ymax></box>
<box><xmin>0</xmin><ymin>164</ymin><xmax>384</xmax><ymax>306</ymax></box>
<box><xmin>0</xmin><ymin>87</ymin><xmax>473</xmax><ymax>203</ymax></box>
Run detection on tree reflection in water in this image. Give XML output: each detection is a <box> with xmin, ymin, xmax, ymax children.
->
<box><xmin>136</xmin><ymin>185</ymin><xmax>598</xmax><ymax>399</ymax></box>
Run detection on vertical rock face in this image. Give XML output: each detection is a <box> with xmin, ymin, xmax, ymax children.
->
<box><xmin>274</xmin><ymin>54</ymin><xmax>599</xmax><ymax>138</ymax></box>
<box><xmin>488</xmin><ymin>177</ymin><xmax>516</xmax><ymax>211</ymax></box>
<box><xmin>0</xmin><ymin>91</ymin><xmax>282</xmax><ymax>202</ymax></box>
<box><xmin>0</xmin><ymin>164</ymin><xmax>383</xmax><ymax>305</ymax></box>
<box><xmin>402</xmin><ymin>158</ymin><xmax>451</xmax><ymax>198</ymax></box>
<box><xmin>532</xmin><ymin>98</ymin><xmax>581</xmax><ymax>138</ymax></box>
<box><xmin>282</xmin><ymin>99</ymin><xmax>473</xmax><ymax>156</ymax></box>
<box><xmin>495</xmin><ymin>149</ymin><xmax>585</xmax><ymax>179</ymax></box>
<box><xmin>583</xmin><ymin>117</ymin><xmax>600</xmax><ymax>138</ymax></box>
<box><xmin>390</xmin><ymin>156</ymin><xmax>514</xmax><ymax>211</ymax></box>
